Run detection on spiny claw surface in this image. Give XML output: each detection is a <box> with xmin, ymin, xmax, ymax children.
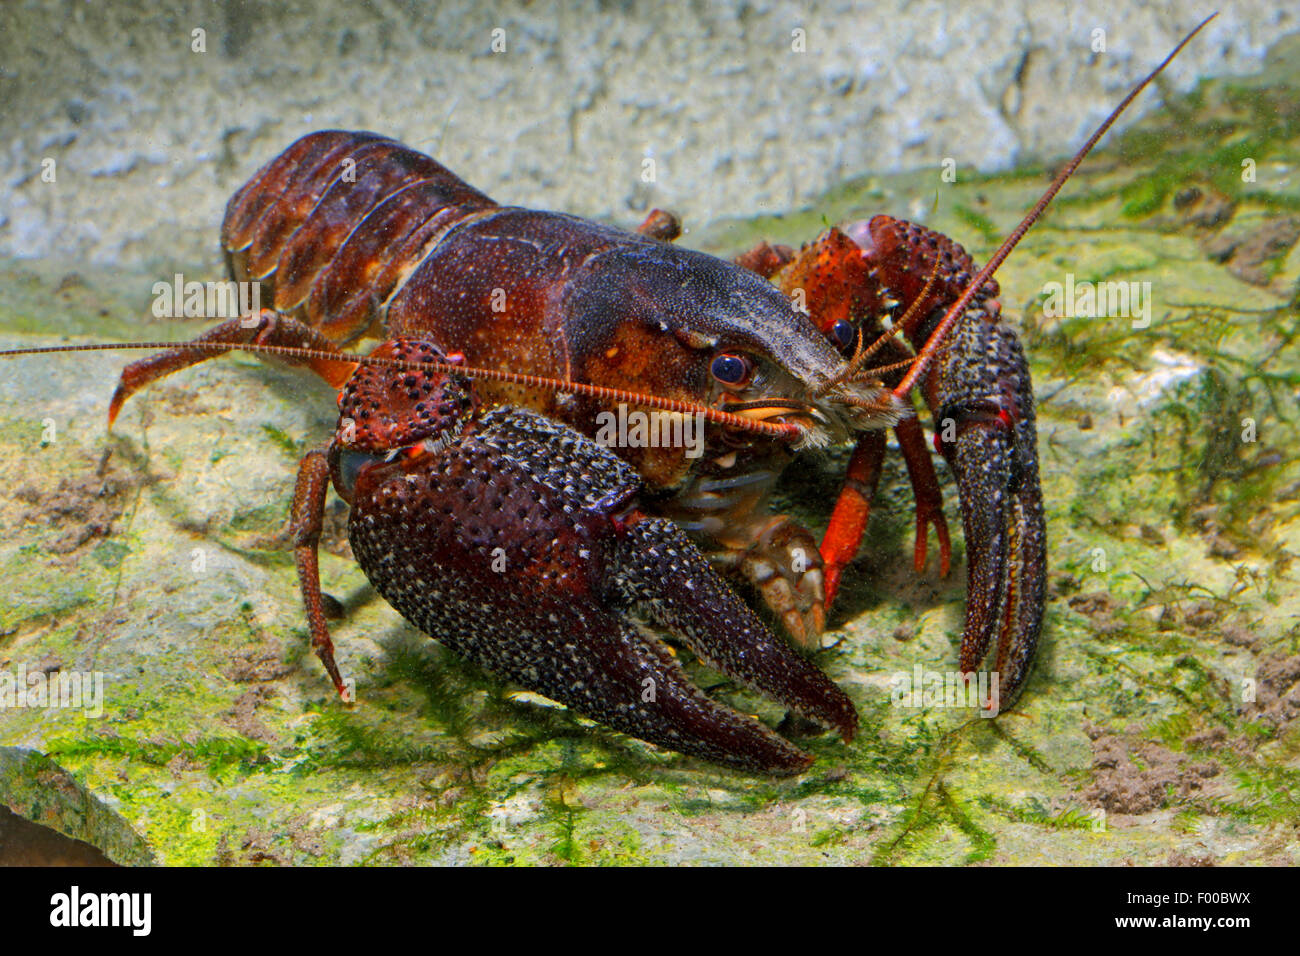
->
<box><xmin>616</xmin><ymin>514</ymin><xmax>850</xmax><ymax>734</ymax></box>
<box><xmin>343</xmin><ymin>394</ymin><xmax>856</xmax><ymax>774</ymax></box>
<box><xmin>933</xmin><ymin>307</ymin><xmax>1046</xmax><ymax>706</ymax></box>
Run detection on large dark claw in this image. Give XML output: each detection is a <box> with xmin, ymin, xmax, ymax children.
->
<box><xmin>933</xmin><ymin>308</ymin><xmax>1046</xmax><ymax>708</ymax></box>
<box><xmin>343</xmin><ymin>401</ymin><xmax>856</xmax><ymax>775</ymax></box>
<box><xmin>613</xmin><ymin>514</ymin><xmax>858</xmax><ymax>743</ymax></box>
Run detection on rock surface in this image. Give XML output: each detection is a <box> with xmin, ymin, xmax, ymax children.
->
<box><xmin>1</xmin><ymin>1</ymin><xmax>1294</xmax><ymax>267</ymax></box>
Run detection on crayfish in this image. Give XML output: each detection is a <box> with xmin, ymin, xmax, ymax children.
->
<box><xmin>3</xmin><ymin>17</ymin><xmax>1214</xmax><ymax>774</ymax></box>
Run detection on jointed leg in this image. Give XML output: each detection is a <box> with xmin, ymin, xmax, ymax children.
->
<box><xmin>108</xmin><ymin>310</ymin><xmax>357</xmax><ymax>426</ymax></box>
<box><xmin>894</xmin><ymin>415</ymin><xmax>952</xmax><ymax>576</ymax></box>
<box><xmin>289</xmin><ymin>447</ymin><xmax>349</xmax><ymax>700</ymax></box>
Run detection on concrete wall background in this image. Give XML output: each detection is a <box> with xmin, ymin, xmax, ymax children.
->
<box><xmin>0</xmin><ymin>0</ymin><xmax>1293</xmax><ymax>269</ymax></box>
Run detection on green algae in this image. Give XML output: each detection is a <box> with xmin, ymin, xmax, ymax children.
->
<box><xmin>0</xmin><ymin>747</ymin><xmax>157</xmax><ymax>866</ymax></box>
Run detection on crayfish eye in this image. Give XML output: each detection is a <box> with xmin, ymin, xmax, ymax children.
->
<box><xmin>830</xmin><ymin>319</ymin><xmax>855</xmax><ymax>351</ymax></box>
<box><xmin>710</xmin><ymin>352</ymin><xmax>753</xmax><ymax>387</ymax></box>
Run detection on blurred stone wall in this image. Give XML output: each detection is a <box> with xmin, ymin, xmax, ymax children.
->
<box><xmin>0</xmin><ymin>0</ymin><xmax>1293</xmax><ymax>269</ymax></box>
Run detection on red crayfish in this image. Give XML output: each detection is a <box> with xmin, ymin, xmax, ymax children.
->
<box><xmin>4</xmin><ymin>17</ymin><xmax>1214</xmax><ymax>774</ymax></box>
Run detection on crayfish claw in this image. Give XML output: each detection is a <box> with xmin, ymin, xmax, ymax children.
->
<box><xmin>345</xmin><ymin>406</ymin><xmax>856</xmax><ymax>775</ymax></box>
<box><xmin>614</xmin><ymin>514</ymin><xmax>856</xmax><ymax>743</ymax></box>
<box><xmin>935</xmin><ymin>309</ymin><xmax>1046</xmax><ymax>709</ymax></box>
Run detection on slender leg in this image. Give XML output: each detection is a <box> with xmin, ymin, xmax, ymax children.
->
<box><xmin>289</xmin><ymin>447</ymin><xmax>349</xmax><ymax>700</ymax></box>
<box><xmin>816</xmin><ymin>418</ymin><xmax>952</xmax><ymax>613</ymax></box>
<box><xmin>818</xmin><ymin>430</ymin><xmax>886</xmax><ymax>610</ymax></box>
<box><xmin>894</xmin><ymin>416</ymin><xmax>952</xmax><ymax>576</ymax></box>
<box><xmin>108</xmin><ymin>310</ymin><xmax>357</xmax><ymax>426</ymax></box>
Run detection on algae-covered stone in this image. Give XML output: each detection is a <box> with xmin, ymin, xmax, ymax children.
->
<box><xmin>0</xmin><ymin>747</ymin><xmax>155</xmax><ymax>866</ymax></box>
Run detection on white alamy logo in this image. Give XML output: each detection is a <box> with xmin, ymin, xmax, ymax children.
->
<box><xmin>1042</xmin><ymin>273</ymin><xmax>1152</xmax><ymax>329</ymax></box>
<box><xmin>0</xmin><ymin>664</ymin><xmax>103</xmax><ymax>717</ymax></box>
<box><xmin>890</xmin><ymin>666</ymin><xmax>1000</xmax><ymax>716</ymax></box>
<box><xmin>50</xmin><ymin>887</ymin><xmax>151</xmax><ymax>936</ymax></box>
<box><xmin>152</xmin><ymin>273</ymin><xmax>261</xmax><ymax>321</ymax></box>
<box><xmin>594</xmin><ymin>404</ymin><xmax>705</xmax><ymax>459</ymax></box>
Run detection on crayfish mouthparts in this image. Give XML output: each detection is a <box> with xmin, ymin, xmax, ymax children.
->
<box><xmin>726</xmin><ymin>380</ymin><xmax>908</xmax><ymax>452</ymax></box>
<box><xmin>820</xmin><ymin>380</ymin><xmax>912</xmax><ymax>437</ymax></box>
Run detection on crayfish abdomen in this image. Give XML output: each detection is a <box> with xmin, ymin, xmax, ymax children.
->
<box><xmin>223</xmin><ymin>131</ymin><xmax>497</xmax><ymax>346</ymax></box>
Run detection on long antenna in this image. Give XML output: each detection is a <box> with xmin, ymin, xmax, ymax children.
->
<box><xmin>892</xmin><ymin>12</ymin><xmax>1217</xmax><ymax>399</ymax></box>
<box><xmin>0</xmin><ymin>339</ymin><xmax>806</xmax><ymax>440</ymax></box>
